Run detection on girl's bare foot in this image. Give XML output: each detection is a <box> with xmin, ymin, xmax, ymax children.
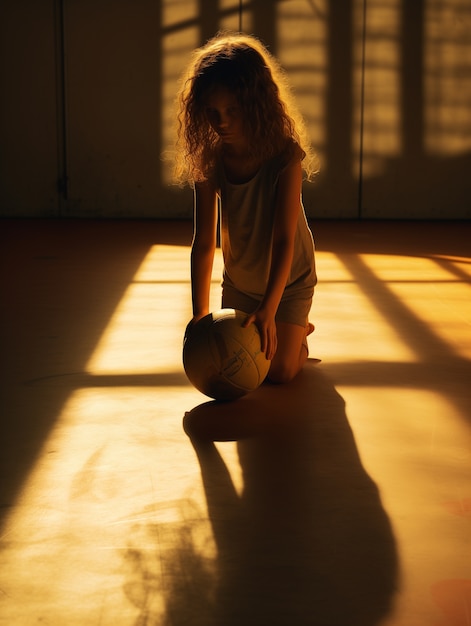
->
<box><xmin>302</xmin><ymin>322</ymin><xmax>315</xmax><ymax>357</ymax></box>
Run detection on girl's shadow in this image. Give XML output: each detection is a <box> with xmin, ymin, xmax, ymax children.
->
<box><xmin>183</xmin><ymin>360</ymin><xmax>399</xmax><ymax>626</ymax></box>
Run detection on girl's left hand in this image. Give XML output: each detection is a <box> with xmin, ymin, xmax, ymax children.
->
<box><xmin>243</xmin><ymin>308</ymin><xmax>277</xmax><ymax>360</ymax></box>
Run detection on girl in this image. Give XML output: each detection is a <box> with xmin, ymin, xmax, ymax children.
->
<box><xmin>175</xmin><ymin>32</ymin><xmax>317</xmax><ymax>384</ymax></box>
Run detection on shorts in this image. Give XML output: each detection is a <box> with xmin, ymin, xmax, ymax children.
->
<box><xmin>222</xmin><ymin>284</ymin><xmax>313</xmax><ymax>328</ymax></box>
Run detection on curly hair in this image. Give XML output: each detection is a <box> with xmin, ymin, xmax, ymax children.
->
<box><xmin>174</xmin><ymin>32</ymin><xmax>318</xmax><ymax>185</ymax></box>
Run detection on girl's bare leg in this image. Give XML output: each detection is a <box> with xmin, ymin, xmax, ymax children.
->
<box><xmin>268</xmin><ymin>321</ymin><xmax>314</xmax><ymax>384</ymax></box>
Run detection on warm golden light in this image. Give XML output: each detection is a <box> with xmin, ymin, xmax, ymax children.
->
<box><xmin>315</xmin><ymin>252</ymin><xmax>417</xmax><ymax>363</ymax></box>
<box><xmin>1</xmin><ymin>240</ymin><xmax>470</xmax><ymax>625</ymax></box>
<box><xmin>424</xmin><ymin>0</ymin><xmax>471</xmax><ymax>156</ymax></box>
<box><xmin>354</xmin><ymin>0</ymin><xmax>402</xmax><ymax>178</ymax></box>
<box><xmin>161</xmin><ymin>0</ymin><xmax>199</xmax><ymax>185</ymax></box>
<box><xmin>85</xmin><ymin>245</ymin><xmax>223</xmax><ymax>375</ymax></box>
<box><xmin>277</xmin><ymin>0</ymin><xmax>328</xmax><ymax>166</ymax></box>
<box><xmin>361</xmin><ymin>253</ymin><xmax>471</xmax><ymax>360</ymax></box>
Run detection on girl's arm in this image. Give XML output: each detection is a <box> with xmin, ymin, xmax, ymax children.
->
<box><xmin>189</xmin><ymin>180</ymin><xmax>218</xmax><ymax>325</ymax></box>
<box><xmin>244</xmin><ymin>156</ymin><xmax>303</xmax><ymax>359</ymax></box>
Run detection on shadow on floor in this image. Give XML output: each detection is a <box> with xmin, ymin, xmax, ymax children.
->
<box><xmin>125</xmin><ymin>361</ymin><xmax>399</xmax><ymax>626</ymax></box>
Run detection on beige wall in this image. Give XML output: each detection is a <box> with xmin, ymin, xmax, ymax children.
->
<box><xmin>1</xmin><ymin>0</ymin><xmax>470</xmax><ymax>219</ymax></box>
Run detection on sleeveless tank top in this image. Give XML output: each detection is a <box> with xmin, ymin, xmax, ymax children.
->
<box><xmin>217</xmin><ymin>151</ymin><xmax>317</xmax><ymax>301</ymax></box>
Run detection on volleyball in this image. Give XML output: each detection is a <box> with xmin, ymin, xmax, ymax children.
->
<box><xmin>183</xmin><ymin>308</ymin><xmax>271</xmax><ymax>401</ymax></box>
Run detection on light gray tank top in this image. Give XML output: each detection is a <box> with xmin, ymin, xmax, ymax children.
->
<box><xmin>217</xmin><ymin>151</ymin><xmax>317</xmax><ymax>301</ymax></box>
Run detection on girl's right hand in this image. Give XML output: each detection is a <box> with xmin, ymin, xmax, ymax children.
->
<box><xmin>243</xmin><ymin>308</ymin><xmax>278</xmax><ymax>361</ymax></box>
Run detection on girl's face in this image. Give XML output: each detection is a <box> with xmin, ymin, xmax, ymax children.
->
<box><xmin>204</xmin><ymin>88</ymin><xmax>246</xmax><ymax>148</ymax></box>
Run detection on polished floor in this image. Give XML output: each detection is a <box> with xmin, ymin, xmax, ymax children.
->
<box><xmin>1</xmin><ymin>218</ymin><xmax>470</xmax><ymax>626</ymax></box>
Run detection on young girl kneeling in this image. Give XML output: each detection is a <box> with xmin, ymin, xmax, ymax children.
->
<box><xmin>175</xmin><ymin>32</ymin><xmax>318</xmax><ymax>384</ymax></box>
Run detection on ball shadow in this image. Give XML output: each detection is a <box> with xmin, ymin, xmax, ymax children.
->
<box><xmin>183</xmin><ymin>360</ymin><xmax>399</xmax><ymax>626</ymax></box>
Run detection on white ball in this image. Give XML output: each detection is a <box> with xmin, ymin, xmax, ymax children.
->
<box><xmin>183</xmin><ymin>308</ymin><xmax>271</xmax><ymax>401</ymax></box>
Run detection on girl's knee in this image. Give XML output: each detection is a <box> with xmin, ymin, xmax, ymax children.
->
<box><xmin>268</xmin><ymin>321</ymin><xmax>310</xmax><ymax>384</ymax></box>
<box><xmin>267</xmin><ymin>339</ymin><xmax>309</xmax><ymax>384</ymax></box>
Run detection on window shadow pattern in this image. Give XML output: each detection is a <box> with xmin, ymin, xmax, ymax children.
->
<box><xmin>161</xmin><ymin>0</ymin><xmax>471</xmax><ymax>219</ymax></box>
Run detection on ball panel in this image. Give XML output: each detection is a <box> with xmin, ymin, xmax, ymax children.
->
<box><xmin>210</xmin><ymin>309</ymin><xmax>270</xmax><ymax>379</ymax></box>
<box><xmin>210</xmin><ymin>330</ymin><xmax>261</xmax><ymax>388</ymax></box>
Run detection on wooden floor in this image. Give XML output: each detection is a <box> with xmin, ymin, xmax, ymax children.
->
<box><xmin>1</xmin><ymin>218</ymin><xmax>470</xmax><ymax>626</ymax></box>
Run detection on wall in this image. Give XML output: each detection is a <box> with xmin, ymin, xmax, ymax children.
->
<box><xmin>1</xmin><ymin>0</ymin><xmax>470</xmax><ymax>219</ymax></box>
